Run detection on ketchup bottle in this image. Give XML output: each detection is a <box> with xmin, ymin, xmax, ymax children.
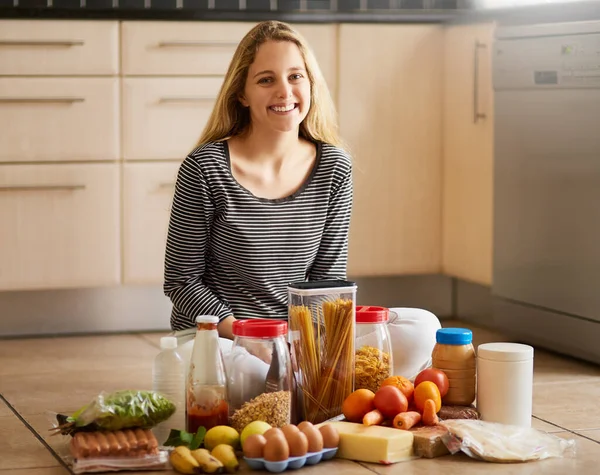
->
<box><xmin>186</xmin><ymin>315</ymin><xmax>228</xmax><ymax>433</ymax></box>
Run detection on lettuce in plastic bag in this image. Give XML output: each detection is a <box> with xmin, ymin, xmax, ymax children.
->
<box><xmin>54</xmin><ymin>390</ymin><xmax>176</xmax><ymax>436</ymax></box>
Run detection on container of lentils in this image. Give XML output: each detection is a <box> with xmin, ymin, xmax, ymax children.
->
<box><xmin>227</xmin><ymin>319</ymin><xmax>293</xmax><ymax>433</ymax></box>
<box><xmin>354</xmin><ymin>306</ymin><xmax>393</xmax><ymax>393</ymax></box>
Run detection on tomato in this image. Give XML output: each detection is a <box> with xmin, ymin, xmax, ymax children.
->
<box><xmin>379</xmin><ymin>376</ymin><xmax>414</xmax><ymax>403</ymax></box>
<box><xmin>373</xmin><ymin>385</ymin><xmax>408</xmax><ymax>419</ymax></box>
<box><xmin>414</xmin><ymin>368</ymin><xmax>449</xmax><ymax>398</ymax></box>
<box><xmin>413</xmin><ymin>381</ymin><xmax>442</xmax><ymax>413</ymax></box>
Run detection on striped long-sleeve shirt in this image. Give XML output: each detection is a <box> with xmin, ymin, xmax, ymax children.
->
<box><xmin>164</xmin><ymin>140</ymin><xmax>353</xmax><ymax>331</ymax></box>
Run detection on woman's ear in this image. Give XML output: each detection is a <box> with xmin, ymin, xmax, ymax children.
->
<box><xmin>239</xmin><ymin>95</ymin><xmax>249</xmax><ymax>107</ymax></box>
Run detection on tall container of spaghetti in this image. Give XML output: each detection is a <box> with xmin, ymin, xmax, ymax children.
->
<box><xmin>287</xmin><ymin>280</ymin><xmax>357</xmax><ymax>424</ymax></box>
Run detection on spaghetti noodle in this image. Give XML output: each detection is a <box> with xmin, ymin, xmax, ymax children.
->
<box><xmin>289</xmin><ymin>298</ymin><xmax>354</xmax><ymax>423</ymax></box>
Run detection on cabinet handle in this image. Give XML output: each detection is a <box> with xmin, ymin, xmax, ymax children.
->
<box><xmin>0</xmin><ymin>98</ymin><xmax>85</xmax><ymax>105</ymax></box>
<box><xmin>0</xmin><ymin>185</ymin><xmax>86</xmax><ymax>192</ymax></box>
<box><xmin>158</xmin><ymin>97</ymin><xmax>215</xmax><ymax>104</ymax></box>
<box><xmin>157</xmin><ymin>40</ymin><xmax>238</xmax><ymax>48</ymax></box>
<box><xmin>473</xmin><ymin>40</ymin><xmax>487</xmax><ymax>124</ymax></box>
<box><xmin>0</xmin><ymin>40</ymin><xmax>84</xmax><ymax>47</ymax></box>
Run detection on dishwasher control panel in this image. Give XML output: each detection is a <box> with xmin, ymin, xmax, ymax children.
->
<box><xmin>493</xmin><ymin>31</ymin><xmax>600</xmax><ymax>89</ymax></box>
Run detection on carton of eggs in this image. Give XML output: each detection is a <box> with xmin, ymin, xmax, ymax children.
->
<box><xmin>243</xmin><ymin>422</ymin><xmax>340</xmax><ymax>473</ymax></box>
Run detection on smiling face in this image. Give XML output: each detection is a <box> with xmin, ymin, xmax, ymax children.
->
<box><xmin>240</xmin><ymin>40</ymin><xmax>311</xmax><ymax>135</ymax></box>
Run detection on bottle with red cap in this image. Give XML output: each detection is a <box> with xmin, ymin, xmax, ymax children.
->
<box><xmin>355</xmin><ymin>306</ymin><xmax>394</xmax><ymax>393</ymax></box>
<box><xmin>226</xmin><ymin>319</ymin><xmax>292</xmax><ymax>431</ymax></box>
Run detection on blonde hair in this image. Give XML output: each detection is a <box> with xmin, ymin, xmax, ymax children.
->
<box><xmin>196</xmin><ymin>21</ymin><xmax>341</xmax><ymax>148</ymax></box>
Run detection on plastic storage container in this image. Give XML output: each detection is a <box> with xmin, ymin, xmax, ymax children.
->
<box><xmin>431</xmin><ymin>328</ymin><xmax>477</xmax><ymax>406</ymax></box>
<box><xmin>227</xmin><ymin>319</ymin><xmax>293</xmax><ymax>433</ymax></box>
<box><xmin>354</xmin><ymin>306</ymin><xmax>393</xmax><ymax>393</ymax></box>
<box><xmin>152</xmin><ymin>336</ymin><xmax>186</xmax><ymax>445</ymax></box>
<box><xmin>287</xmin><ymin>280</ymin><xmax>357</xmax><ymax>424</ymax></box>
<box><xmin>477</xmin><ymin>342</ymin><xmax>534</xmax><ymax>427</ymax></box>
<box><xmin>186</xmin><ymin>315</ymin><xmax>228</xmax><ymax>433</ymax></box>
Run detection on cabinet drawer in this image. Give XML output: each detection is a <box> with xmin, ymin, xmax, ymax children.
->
<box><xmin>123</xmin><ymin>77</ymin><xmax>222</xmax><ymax>160</ymax></box>
<box><xmin>0</xmin><ymin>78</ymin><xmax>119</xmax><ymax>163</ymax></box>
<box><xmin>0</xmin><ymin>164</ymin><xmax>120</xmax><ymax>290</ymax></box>
<box><xmin>123</xmin><ymin>162</ymin><xmax>181</xmax><ymax>284</ymax></box>
<box><xmin>122</xmin><ymin>21</ymin><xmax>252</xmax><ymax>76</ymax></box>
<box><xmin>0</xmin><ymin>20</ymin><xmax>119</xmax><ymax>76</ymax></box>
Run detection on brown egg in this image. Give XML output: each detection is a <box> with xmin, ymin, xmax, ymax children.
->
<box><xmin>299</xmin><ymin>424</ymin><xmax>323</xmax><ymax>453</ymax></box>
<box><xmin>297</xmin><ymin>421</ymin><xmax>314</xmax><ymax>432</ymax></box>
<box><xmin>281</xmin><ymin>424</ymin><xmax>300</xmax><ymax>442</ymax></box>
<box><xmin>263</xmin><ymin>428</ymin><xmax>285</xmax><ymax>441</ymax></box>
<box><xmin>286</xmin><ymin>430</ymin><xmax>308</xmax><ymax>457</ymax></box>
<box><xmin>263</xmin><ymin>435</ymin><xmax>290</xmax><ymax>462</ymax></box>
<box><xmin>319</xmin><ymin>424</ymin><xmax>340</xmax><ymax>449</ymax></box>
<box><xmin>243</xmin><ymin>434</ymin><xmax>267</xmax><ymax>459</ymax></box>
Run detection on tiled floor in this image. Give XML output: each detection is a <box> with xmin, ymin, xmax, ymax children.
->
<box><xmin>1</xmin><ymin>320</ymin><xmax>599</xmax><ymax>474</ymax></box>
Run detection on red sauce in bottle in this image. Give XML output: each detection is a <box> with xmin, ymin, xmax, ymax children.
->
<box><xmin>186</xmin><ymin>399</ymin><xmax>229</xmax><ymax>433</ymax></box>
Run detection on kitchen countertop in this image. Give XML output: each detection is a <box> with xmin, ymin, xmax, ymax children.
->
<box><xmin>1</xmin><ymin>319</ymin><xmax>600</xmax><ymax>474</ymax></box>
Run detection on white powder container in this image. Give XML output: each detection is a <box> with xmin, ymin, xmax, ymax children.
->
<box><xmin>476</xmin><ymin>342</ymin><xmax>534</xmax><ymax>427</ymax></box>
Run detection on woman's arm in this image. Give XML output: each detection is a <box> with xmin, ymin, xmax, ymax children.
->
<box><xmin>164</xmin><ymin>155</ymin><xmax>233</xmax><ymax>330</ymax></box>
<box><xmin>309</xmin><ymin>164</ymin><xmax>353</xmax><ymax>280</ymax></box>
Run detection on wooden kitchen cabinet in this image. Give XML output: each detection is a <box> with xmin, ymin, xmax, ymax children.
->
<box><xmin>0</xmin><ymin>77</ymin><xmax>120</xmax><ymax>163</ymax></box>
<box><xmin>442</xmin><ymin>23</ymin><xmax>495</xmax><ymax>286</ymax></box>
<box><xmin>338</xmin><ymin>24</ymin><xmax>443</xmax><ymax>276</ymax></box>
<box><xmin>122</xmin><ymin>77</ymin><xmax>223</xmax><ymax>160</ymax></box>
<box><xmin>122</xmin><ymin>162</ymin><xmax>180</xmax><ymax>285</ymax></box>
<box><xmin>0</xmin><ymin>164</ymin><xmax>120</xmax><ymax>290</ymax></box>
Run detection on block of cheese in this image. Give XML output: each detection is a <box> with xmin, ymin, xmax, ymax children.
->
<box><xmin>324</xmin><ymin>421</ymin><xmax>414</xmax><ymax>464</ymax></box>
<box><xmin>410</xmin><ymin>425</ymin><xmax>450</xmax><ymax>458</ymax></box>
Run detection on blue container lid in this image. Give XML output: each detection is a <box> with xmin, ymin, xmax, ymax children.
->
<box><xmin>436</xmin><ymin>328</ymin><xmax>473</xmax><ymax>345</ymax></box>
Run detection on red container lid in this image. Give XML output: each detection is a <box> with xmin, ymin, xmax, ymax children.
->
<box><xmin>356</xmin><ymin>306</ymin><xmax>389</xmax><ymax>323</ymax></box>
<box><xmin>232</xmin><ymin>319</ymin><xmax>288</xmax><ymax>338</ymax></box>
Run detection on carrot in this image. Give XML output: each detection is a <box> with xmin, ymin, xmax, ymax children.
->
<box><xmin>422</xmin><ymin>399</ymin><xmax>439</xmax><ymax>426</ymax></box>
<box><xmin>363</xmin><ymin>409</ymin><xmax>384</xmax><ymax>426</ymax></box>
<box><xmin>392</xmin><ymin>411</ymin><xmax>422</xmax><ymax>430</ymax></box>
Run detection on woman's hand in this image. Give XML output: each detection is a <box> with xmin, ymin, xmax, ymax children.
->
<box><xmin>218</xmin><ymin>315</ymin><xmax>237</xmax><ymax>340</ymax></box>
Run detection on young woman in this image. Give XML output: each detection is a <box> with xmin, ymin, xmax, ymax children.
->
<box><xmin>163</xmin><ymin>21</ymin><xmax>352</xmax><ymax>340</ymax></box>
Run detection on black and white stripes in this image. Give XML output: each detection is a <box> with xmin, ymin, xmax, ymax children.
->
<box><xmin>164</xmin><ymin>140</ymin><xmax>353</xmax><ymax>331</ymax></box>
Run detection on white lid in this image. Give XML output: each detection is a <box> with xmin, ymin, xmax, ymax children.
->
<box><xmin>196</xmin><ymin>315</ymin><xmax>219</xmax><ymax>324</ymax></box>
<box><xmin>160</xmin><ymin>336</ymin><xmax>178</xmax><ymax>350</ymax></box>
<box><xmin>478</xmin><ymin>342</ymin><xmax>534</xmax><ymax>362</ymax></box>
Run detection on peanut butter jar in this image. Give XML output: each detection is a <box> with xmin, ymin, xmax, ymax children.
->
<box><xmin>431</xmin><ymin>328</ymin><xmax>476</xmax><ymax>406</ymax></box>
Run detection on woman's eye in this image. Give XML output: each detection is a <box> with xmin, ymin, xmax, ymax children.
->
<box><xmin>258</xmin><ymin>77</ymin><xmax>272</xmax><ymax>84</ymax></box>
<box><xmin>290</xmin><ymin>74</ymin><xmax>303</xmax><ymax>80</ymax></box>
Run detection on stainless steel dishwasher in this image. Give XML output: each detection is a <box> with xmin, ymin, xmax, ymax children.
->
<box><xmin>492</xmin><ymin>20</ymin><xmax>600</xmax><ymax>364</ymax></box>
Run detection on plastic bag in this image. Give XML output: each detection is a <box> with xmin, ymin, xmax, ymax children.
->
<box><xmin>441</xmin><ymin>419</ymin><xmax>577</xmax><ymax>463</ymax></box>
<box><xmin>72</xmin><ymin>452</ymin><xmax>170</xmax><ymax>474</ymax></box>
<box><xmin>54</xmin><ymin>390</ymin><xmax>176</xmax><ymax>435</ymax></box>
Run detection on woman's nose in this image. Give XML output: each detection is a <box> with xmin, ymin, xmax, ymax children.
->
<box><xmin>276</xmin><ymin>82</ymin><xmax>293</xmax><ymax>99</ymax></box>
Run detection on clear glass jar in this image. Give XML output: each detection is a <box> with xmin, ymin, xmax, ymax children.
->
<box><xmin>355</xmin><ymin>306</ymin><xmax>394</xmax><ymax>393</ymax></box>
<box><xmin>186</xmin><ymin>315</ymin><xmax>228</xmax><ymax>433</ymax></box>
<box><xmin>287</xmin><ymin>280</ymin><xmax>357</xmax><ymax>424</ymax></box>
<box><xmin>431</xmin><ymin>328</ymin><xmax>477</xmax><ymax>406</ymax></box>
<box><xmin>227</xmin><ymin>319</ymin><xmax>292</xmax><ymax>433</ymax></box>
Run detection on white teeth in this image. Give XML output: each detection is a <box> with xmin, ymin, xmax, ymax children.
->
<box><xmin>271</xmin><ymin>104</ymin><xmax>295</xmax><ymax>112</ymax></box>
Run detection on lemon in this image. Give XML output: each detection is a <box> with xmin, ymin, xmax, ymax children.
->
<box><xmin>240</xmin><ymin>420</ymin><xmax>272</xmax><ymax>448</ymax></box>
<box><xmin>204</xmin><ymin>425</ymin><xmax>240</xmax><ymax>451</ymax></box>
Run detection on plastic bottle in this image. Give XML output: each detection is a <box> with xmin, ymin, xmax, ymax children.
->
<box><xmin>186</xmin><ymin>315</ymin><xmax>228</xmax><ymax>433</ymax></box>
<box><xmin>152</xmin><ymin>336</ymin><xmax>185</xmax><ymax>445</ymax></box>
<box><xmin>431</xmin><ymin>328</ymin><xmax>477</xmax><ymax>406</ymax></box>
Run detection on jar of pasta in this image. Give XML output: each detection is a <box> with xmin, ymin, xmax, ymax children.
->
<box><xmin>354</xmin><ymin>306</ymin><xmax>393</xmax><ymax>393</ymax></box>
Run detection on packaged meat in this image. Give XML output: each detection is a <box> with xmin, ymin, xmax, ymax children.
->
<box><xmin>438</xmin><ymin>405</ymin><xmax>480</xmax><ymax>421</ymax></box>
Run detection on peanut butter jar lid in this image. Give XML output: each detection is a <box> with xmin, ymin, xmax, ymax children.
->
<box><xmin>478</xmin><ymin>342</ymin><xmax>534</xmax><ymax>362</ymax></box>
<box><xmin>436</xmin><ymin>328</ymin><xmax>473</xmax><ymax>345</ymax></box>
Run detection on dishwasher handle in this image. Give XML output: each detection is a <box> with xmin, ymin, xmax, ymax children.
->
<box><xmin>474</xmin><ymin>40</ymin><xmax>487</xmax><ymax>124</ymax></box>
